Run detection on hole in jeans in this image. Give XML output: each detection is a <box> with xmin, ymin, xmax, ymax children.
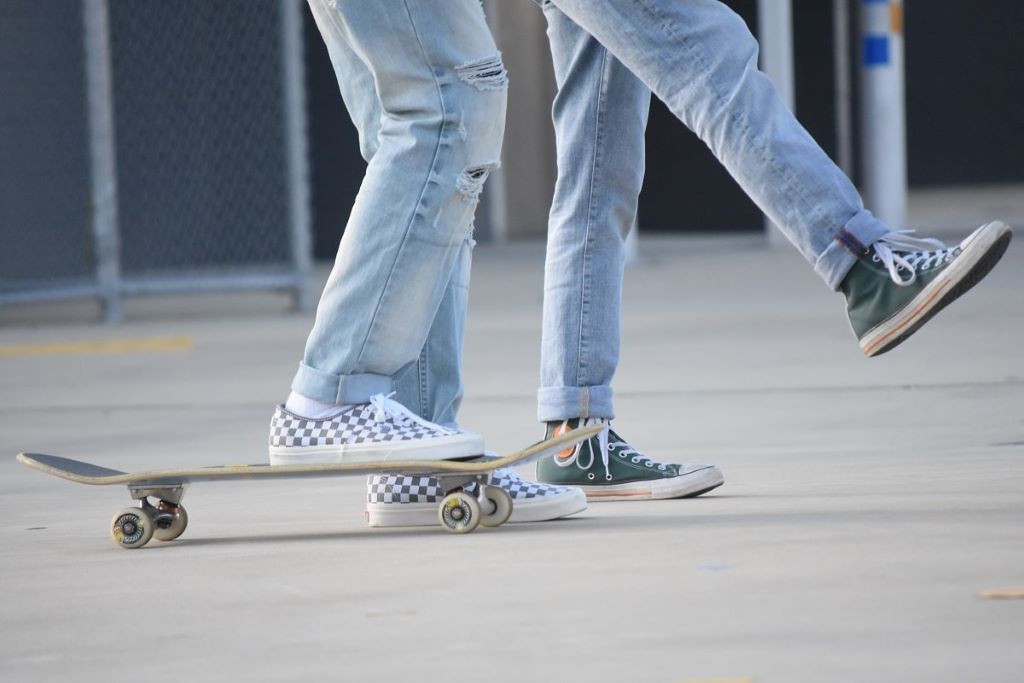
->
<box><xmin>455</xmin><ymin>54</ymin><xmax>509</xmax><ymax>91</ymax></box>
<box><xmin>456</xmin><ymin>162</ymin><xmax>499</xmax><ymax>204</ymax></box>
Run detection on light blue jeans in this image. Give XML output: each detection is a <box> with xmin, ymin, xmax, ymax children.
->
<box><xmin>295</xmin><ymin>0</ymin><xmax>507</xmax><ymax>428</ymax></box>
<box><xmin>535</xmin><ymin>0</ymin><xmax>891</xmax><ymax>421</ymax></box>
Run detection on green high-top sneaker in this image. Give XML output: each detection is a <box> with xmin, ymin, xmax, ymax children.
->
<box><xmin>536</xmin><ymin>418</ymin><xmax>724</xmax><ymax>501</ymax></box>
<box><xmin>842</xmin><ymin>221</ymin><xmax>1011</xmax><ymax>357</ymax></box>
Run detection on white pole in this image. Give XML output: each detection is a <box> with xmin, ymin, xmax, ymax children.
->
<box><xmin>757</xmin><ymin>0</ymin><xmax>795</xmax><ymax>244</ymax></box>
<box><xmin>858</xmin><ymin>0</ymin><xmax>907</xmax><ymax>228</ymax></box>
<box><xmin>83</xmin><ymin>0</ymin><xmax>122</xmax><ymax>322</ymax></box>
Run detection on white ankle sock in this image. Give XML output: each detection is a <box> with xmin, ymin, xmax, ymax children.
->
<box><xmin>285</xmin><ymin>391</ymin><xmax>347</xmax><ymax>419</ymax></box>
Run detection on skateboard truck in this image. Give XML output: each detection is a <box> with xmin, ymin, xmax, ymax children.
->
<box><xmin>111</xmin><ymin>483</ymin><xmax>191</xmax><ymax>549</ymax></box>
<box><xmin>434</xmin><ymin>474</ymin><xmax>513</xmax><ymax>533</ymax></box>
<box><xmin>128</xmin><ymin>483</ymin><xmax>186</xmax><ymax>505</ymax></box>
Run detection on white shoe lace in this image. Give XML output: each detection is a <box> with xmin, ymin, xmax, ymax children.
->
<box><xmin>870</xmin><ymin>230</ymin><xmax>958</xmax><ymax>286</ymax></box>
<box><xmin>367</xmin><ymin>393</ymin><xmax>455</xmax><ymax>434</ymax></box>
<box><xmin>553</xmin><ymin>418</ymin><xmax>667</xmax><ymax>480</ymax></box>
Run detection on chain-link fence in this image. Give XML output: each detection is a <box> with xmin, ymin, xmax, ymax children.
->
<box><xmin>0</xmin><ymin>0</ymin><xmax>311</xmax><ymax>321</ymax></box>
<box><xmin>0</xmin><ymin>2</ymin><xmax>97</xmax><ymax>303</ymax></box>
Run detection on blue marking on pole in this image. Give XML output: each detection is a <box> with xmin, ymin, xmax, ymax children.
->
<box><xmin>863</xmin><ymin>35</ymin><xmax>890</xmax><ymax>66</ymax></box>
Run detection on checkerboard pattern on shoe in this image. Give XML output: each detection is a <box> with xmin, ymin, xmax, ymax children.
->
<box><xmin>269</xmin><ymin>404</ymin><xmax>444</xmax><ymax>449</ymax></box>
<box><xmin>367</xmin><ymin>474</ymin><xmax>446</xmax><ymax>504</ymax></box>
<box><xmin>268</xmin><ymin>393</ymin><xmax>484</xmax><ymax>465</ymax></box>
<box><xmin>365</xmin><ymin>467</ymin><xmax>586</xmax><ymax>526</ymax></box>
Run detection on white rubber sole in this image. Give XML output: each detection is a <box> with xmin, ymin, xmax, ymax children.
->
<box><xmin>365</xmin><ymin>487</ymin><xmax>587</xmax><ymax>527</ymax></box>
<box><xmin>268</xmin><ymin>432</ymin><xmax>484</xmax><ymax>466</ymax></box>
<box><xmin>575</xmin><ymin>465</ymin><xmax>725</xmax><ymax>502</ymax></box>
<box><xmin>860</xmin><ymin>221</ymin><xmax>1012</xmax><ymax>357</ymax></box>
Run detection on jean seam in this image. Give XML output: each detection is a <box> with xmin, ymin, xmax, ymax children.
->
<box><xmin>575</xmin><ymin>45</ymin><xmax>610</xmax><ymax>387</ymax></box>
<box><xmin>417</xmin><ymin>345</ymin><xmax>429</xmax><ymax>418</ymax></box>
<box><xmin>352</xmin><ymin>0</ymin><xmax>453</xmax><ymax>369</ymax></box>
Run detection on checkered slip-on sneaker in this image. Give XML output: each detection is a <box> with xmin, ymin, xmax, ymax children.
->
<box><xmin>840</xmin><ymin>221</ymin><xmax>1012</xmax><ymax>357</ymax></box>
<box><xmin>536</xmin><ymin>418</ymin><xmax>724</xmax><ymax>502</ymax></box>
<box><xmin>268</xmin><ymin>393</ymin><xmax>484</xmax><ymax>465</ymax></box>
<box><xmin>365</xmin><ymin>466</ymin><xmax>586</xmax><ymax>527</ymax></box>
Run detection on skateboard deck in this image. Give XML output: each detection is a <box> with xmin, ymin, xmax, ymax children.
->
<box><xmin>17</xmin><ymin>423</ymin><xmax>601</xmax><ymax>548</ymax></box>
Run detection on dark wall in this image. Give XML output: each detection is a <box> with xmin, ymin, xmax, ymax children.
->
<box><xmin>904</xmin><ymin>2</ymin><xmax>1024</xmax><ymax>186</ymax></box>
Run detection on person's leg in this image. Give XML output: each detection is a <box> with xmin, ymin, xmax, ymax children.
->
<box><xmin>545</xmin><ymin>0</ymin><xmax>1010</xmax><ymax>355</ymax></box>
<box><xmin>367</xmin><ymin>232</ymin><xmax>589</xmax><ymax>526</ymax></box>
<box><xmin>391</xmin><ymin>237</ymin><xmax>472</xmax><ymax>431</ymax></box>
<box><xmin>535</xmin><ymin>0</ymin><xmax>650</xmax><ymax>425</ymax></box>
<box><xmin>533</xmin><ymin>2</ymin><xmax>723</xmax><ymax>500</ymax></box>
<box><xmin>367</xmin><ymin>232</ymin><xmax>589</xmax><ymax>527</ymax></box>
<box><xmin>307</xmin><ymin>0</ymin><xmax>471</xmax><ymax>431</ymax></box>
<box><xmin>304</xmin><ymin>1</ymin><xmax>587</xmax><ymax>522</ymax></box>
<box><xmin>295</xmin><ymin>0</ymin><xmax>504</xmax><ymax>404</ymax></box>
<box><xmin>271</xmin><ymin>0</ymin><xmax>506</xmax><ymax>465</ymax></box>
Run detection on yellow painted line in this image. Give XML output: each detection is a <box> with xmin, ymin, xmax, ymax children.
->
<box><xmin>978</xmin><ymin>588</ymin><xmax>1024</xmax><ymax>600</ymax></box>
<box><xmin>0</xmin><ymin>335</ymin><xmax>192</xmax><ymax>358</ymax></box>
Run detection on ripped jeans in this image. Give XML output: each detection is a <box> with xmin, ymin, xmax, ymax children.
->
<box><xmin>294</xmin><ymin>0</ymin><xmax>507</xmax><ymax>426</ymax></box>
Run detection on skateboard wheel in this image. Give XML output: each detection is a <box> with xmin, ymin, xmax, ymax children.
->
<box><xmin>153</xmin><ymin>501</ymin><xmax>189</xmax><ymax>542</ymax></box>
<box><xmin>111</xmin><ymin>507</ymin><xmax>155</xmax><ymax>549</ymax></box>
<box><xmin>478</xmin><ymin>485</ymin><xmax>513</xmax><ymax>527</ymax></box>
<box><xmin>438</xmin><ymin>491</ymin><xmax>481</xmax><ymax>534</ymax></box>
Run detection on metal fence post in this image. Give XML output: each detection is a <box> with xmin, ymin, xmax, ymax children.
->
<box><xmin>83</xmin><ymin>0</ymin><xmax>122</xmax><ymax>322</ymax></box>
<box><xmin>281</xmin><ymin>0</ymin><xmax>314</xmax><ymax>312</ymax></box>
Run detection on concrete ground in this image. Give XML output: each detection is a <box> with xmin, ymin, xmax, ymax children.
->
<box><xmin>1</xmin><ymin>233</ymin><xmax>1022</xmax><ymax>682</ymax></box>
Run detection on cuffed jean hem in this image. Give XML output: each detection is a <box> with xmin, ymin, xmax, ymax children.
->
<box><xmin>291</xmin><ymin>361</ymin><xmax>393</xmax><ymax>406</ymax></box>
<box><xmin>537</xmin><ymin>385</ymin><xmax>615</xmax><ymax>422</ymax></box>
<box><xmin>813</xmin><ymin>210</ymin><xmax>891</xmax><ymax>291</ymax></box>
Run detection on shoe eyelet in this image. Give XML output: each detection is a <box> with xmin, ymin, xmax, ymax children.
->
<box><xmin>605</xmin><ymin>474</ymin><xmax>613</xmax><ymax>481</ymax></box>
<box><xmin>645</xmin><ymin>462</ymin><xmax>653</xmax><ymax>467</ymax></box>
<box><xmin>587</xmin><ymin>473</ymin><xmax>595</xmax><ymax>480</ymax></box>
<box><xmin>631</xmin><ymin>457</ymin><xmax>641</xmax><ymax>464</ymax></box>
<box><xmin>871</xmin><ymin>255</ymin><xmax>880</xmax><ymax>263</ymax></box>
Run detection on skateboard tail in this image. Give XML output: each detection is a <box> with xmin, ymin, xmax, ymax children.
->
<box><xmin>16</xmin><ymin>452</ymin><xmax>126</xmax><ymax>483</ymax></box>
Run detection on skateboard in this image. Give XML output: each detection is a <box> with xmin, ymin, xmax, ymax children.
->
<box><xmin>16</xmin><ymin>423</ymin><xmax>601</xmax><ymax>549</ymax></box>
